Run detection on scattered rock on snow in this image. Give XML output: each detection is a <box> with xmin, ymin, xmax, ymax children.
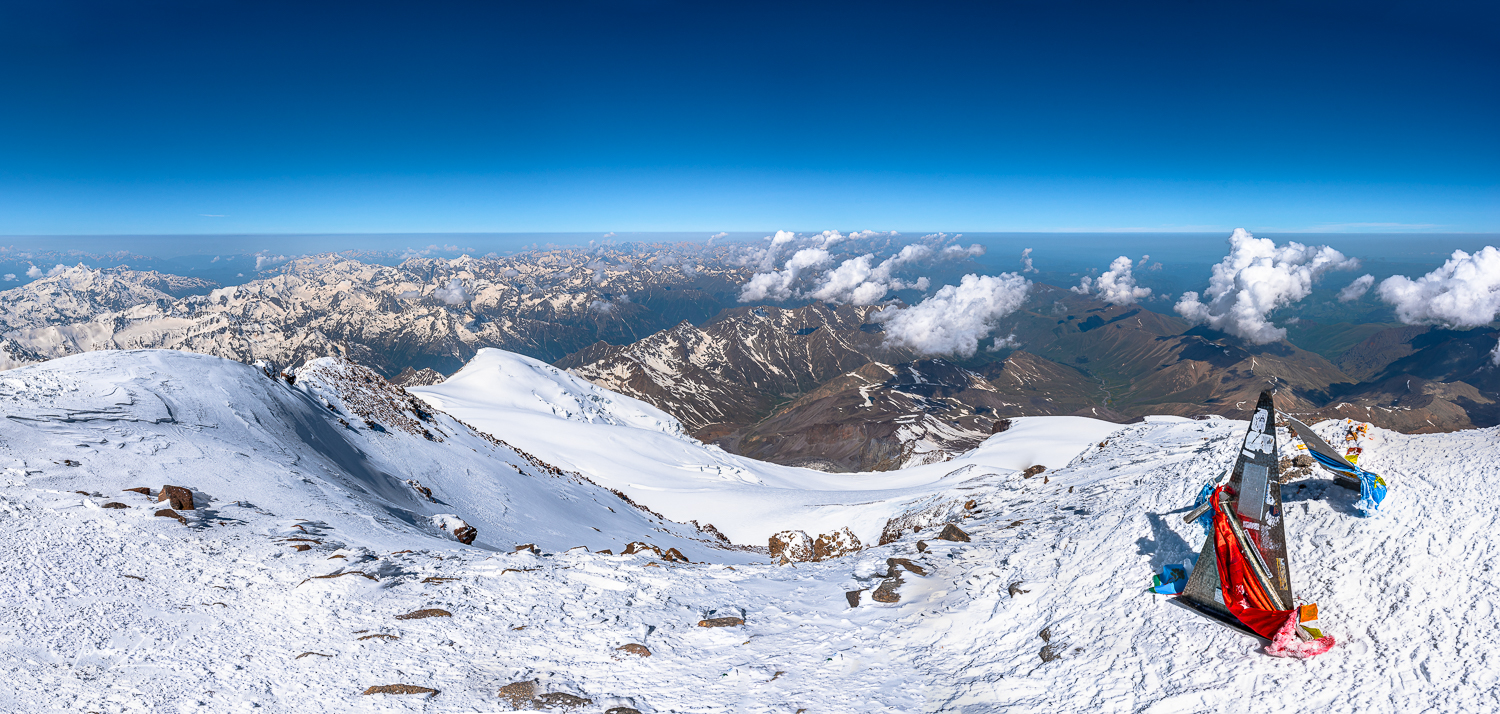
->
<box><xmin>431</xmin><ymin>514</ymin><xmax>477</xmax><ymax>545</ymax></box>
<box><xmin>1008</xmin><ymin>581</ymin><xmax>1030</xmax><ymax>597</ymax></box>
<box><xmin>1039</xmin><ymin>642</ymin><xmax>1066</xmax><ymax>662</ymax></box>
<box><xmin>605</xmin><ymin>708</ymin><xmax>643</xmax><ymax>714</ymax></box>
<box><xmin>845</xmin><ymin>590</ymin><xmax>863</xmax><ymax>608</ymax></box>
<box><xmin>362</xmin><ymin>684</ymin><xmax>439</xmax><ymax>697</ymax></box>
<box><xmin>357</xmin><ymin>634</ymin><xmax>399</xmax><ymax>641</ymax></box>
<box><xmin>101</xmin><ymin>502</ymin><xmax>129</xmax><ymax>509</ymax></box>
<box><xmin>767</xmin><ymin>530</ymin><xmax>814</xmax><ymax>563</ymax></box>
<box><xmin>157</xmin><ymin>485</ymin><xmax>195</xmax><ymax>510</ymax></box>
<box><xmin>154</xmin><ymin>508</ymin><xmax>187</xmax><ymax>525</ymax></box>
<box><xmin>515</xmin><ymin>543</ymin><xmax>540</xmax><ymax>554</ymax></box>
<box><xmin>937</xmin><ymin>524</ymin><xmax>970</xmax><ymax>542</ymax></box>
<box><xmin>498</xmin><ymin>681</ymin><xmax>537</xmax><ymax>708</ymax></box>
<box><xmin>964</xmin><ymin>499</ymin><xmax>977</xmax><ymax>510</ymax></box>
<box><xmin>616</xmin><ymin>643</ymin><xmax>651</xmax><ymax>657</ymax></box>
<box><xmin>698</xmin><ymin>617</ymin><xmax>745</xmax><ymax>628</ymax></box>
<box><xmin>295</xmin><ymin>652</ymin><xmax>332</xmax><ymax>659</ymax></box>
<box><xmin>404</xmin><ymin>479</ymin><xmax>436</xmax><ymax>501</ymax></box>
<box><xmin>536</xmin><ymin>692</ymin><xmax>592</xmax><ymax>711</ymax></box>
<box><xmin>661</xmin><ymin>547</ymin><xmax>689</xmax><ymax>563</ymax></box>
<box><xmin>1022</xmin><ymin>465</ymin><xmax>1046</xmax><ymax>479</ymax></box>
<box><xmin>622</xmin><ymin>541</ymin><xmax>662</xmax><ymax>558</ymax></box>
<box><xmin>812</xmin><ymin>526</ymin><xmax>862</xmax><ymax>561</ymax></box>
<box><xmin>123</xmin><ymin>487</ymin><xmax>151</xmax><ymax>496</ymax></box>
<box><xmin>395</xmin><ymin>608</ymin><xmax>452</xmax><ymax>620</ymax></box>
<box><xmin>916</xmin><ymin>540</ymin><xmax>928</xmax><ymax>552</ymax></box>
<box><xmin>872</xmin><ymin>573</ymin><xmax>904</xmax><ymax>603</ymax></box>
<box><xmin>290</xmin><ymin>544</ymin><xmax>311</xmax><ymax>552</ymax></box>
<box><xmin>887</xmin><ymin>557</ymin><xmax>927</xmax><ymax>576</ymax></box>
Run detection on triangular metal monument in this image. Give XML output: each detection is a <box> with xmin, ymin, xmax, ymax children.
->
<box><xmin>1175</xmin><ymin>391</ymin><xmax>1298</xmax><ymax>640</ymax></box>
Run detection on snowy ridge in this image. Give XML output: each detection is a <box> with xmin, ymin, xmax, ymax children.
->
<box><xmin>2</xmin><ymin>348</ymin><xmax>1494</xmax><ymax>712</ymax></box>
<box><xmin>0</xmin><ymin>250</ymin><xmax>751</xmax><ymax>373</ymax></box>
<box><xmin>0</xmin><ymin>349</ymin><xmax>724</xmax><ymax>558</ymax></box>
<box><xmin>414</xmin><ymin>349</ymin><xmax>1121</xmax><ymax>546</ymax></box>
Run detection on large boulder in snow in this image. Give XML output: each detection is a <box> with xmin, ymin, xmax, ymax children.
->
<box><xmin>157</xmin><ymin>485</ymin><xmax>194</xmax><ymax>510</ymax></box>
<box><xmin>768</xmin><ymin>530</ymin><xmax>813</xmax><ymax>563</ymax></box>
<box><xmin>812</xmin><ymin>527</ymin><xmax>862</xmax><ymax>561</ymax></box>
<box><xmin>431</xmin><ymin>514</ymin><xmax>477</xmax><ymax>545</ymax></box>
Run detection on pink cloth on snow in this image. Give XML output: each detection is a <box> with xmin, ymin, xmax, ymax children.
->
<box><xmin>1265</xmin><ymin>612</ymin><xmax>1336</xmax><ymax>659</ymax></box>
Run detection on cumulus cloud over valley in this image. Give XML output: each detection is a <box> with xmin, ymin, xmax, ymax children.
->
<box><xmin>1375</xmin><ymin>247</ymin><xmax>1500</xmax><ymax>363</ymax></box>
<box><xmin>1338</xmin><ymin>274</ymin><xmax>1375</xmax><ymax>302</ymax></box>
<box><xmin>1072</xmin><ymin>256</ymin><xmax>1152</xmax><ymax>305</ymax></box>
<box><xmin>875</xmin><ymin>273</ymin><xmax>1032</xmax><ymax>357</ymax></box>
<box><xmin>735</xmin><ymin>230</ymin><xmax>984</xmax><ymax>306</ymax></box>
<box><xmin>1174</xmin><ymin>229</ymin><xmax>1359</xmax><ymax>344</ymax></box>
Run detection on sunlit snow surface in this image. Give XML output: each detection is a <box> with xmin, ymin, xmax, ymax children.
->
<box><xmin>1</xmin><ymin>348</ymin><xmax>1495</xmax><ymax>712</ymax></box>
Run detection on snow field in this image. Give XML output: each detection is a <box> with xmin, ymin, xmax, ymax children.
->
<box><xmin>1</xmin><ymin>348</ymin><xmax>1495</xmax><ymax>713</ymax></box>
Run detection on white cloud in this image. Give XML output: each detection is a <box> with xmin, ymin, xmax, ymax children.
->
<box><xmin>1071</xmin><ymin>256</ymin><xmax>1152</xmax><ymax>306</ymax></box>
<box><xmin>433</xmin><ymin>278</ymin><xmax>470</xmax><ymax>306</ymax></box>
<box><xmin>987</xmin><ymin>333</ymin><xmax>1020</xmax><ymax>351</ymax></box>
<box><xmin>738</xmin><ymin>248</ymin><xmax>831</xmax><ymax>302</ymax></box>
<box><xmin>875</xmin><ymin>273</ymin><xmax>1033</xmax><ymax>357</ymax></box>
<box><xmin>709</xmin><ymin>232</ymin><xmax>728</xmax><ymax>241</ymax></box>
<box><xmin>1019</xmin><ymin>248</ymin><xmax>1037</xmax><ymax>274</ymax></box>
<box><xmin>1376</xmin><ymin>247</ymin><xmax>1500</xmax><ymax>329</ymax></box>
<box><xmin>602</xmin><ymin>232</ymin><xmax>616</xmax><ymax>239</ymax></box>
<box><xmin>255</xmin><ymin>254</ymin><xmax>289</xmax><ymax>271</ymax></box>
<box><xmin>2</xmin><ymin>274</ymin><xmax>13</xmax><ymax>281</ymax></box>
<box><xmin>805</xmin><ymin>244</ymin><xmax>935</xmax><ymax>305</ymax></box>
<box><xmin>1337</xmin><ymin>274</ymin><xmax>1375</xmax><ymax>302</ymax></box>
<box><xmin>1174</xmin><ymin>229</ymin><xmax>1359</xmax><ymax>344</ymax></box>
<box><xmin>942</xmin><ymin>244</ymin><xmax>985</xmax><ymax>260</ymax></box>
<box><xmin>589</xmin><ymin>299</ymin><xmax>614</xmax><ymax>313</ymax></box>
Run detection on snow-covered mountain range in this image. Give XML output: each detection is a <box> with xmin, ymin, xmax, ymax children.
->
<box><xmin>0</xmin><ymin>249</ymin><xmax>751</xmax><ymax>375</ymax></box>
<box><xmin>3</xmin><ymin>347</ymin><xmax>1490</xmax><ymax>712</ymax></box>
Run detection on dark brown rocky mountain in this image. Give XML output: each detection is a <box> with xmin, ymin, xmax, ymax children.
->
<box><xmin>559</xmin><ymin>283</ymin><xmax>1497</xmax><ymax>471</ymax></box>
<box><xmin>726</xmin><ymin>359</ymin><xmax>1015</xmax><ymax>472</ymax></box>
<box><xmin>556</xmin><ymin>303</ymin><xmax>915</xmax><ymax>441</ymax></box>
<box><xmin>1301</xmin><ymin>325</ymin><xmax>1500</xmax><ymax>432</ymax></box>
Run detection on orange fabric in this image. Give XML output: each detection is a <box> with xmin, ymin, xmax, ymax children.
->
<box><xmin>1211</xmin><ymin>486</ymin><xmax>1296</xmax><ymax>639</ymax></box>
<box><xmin>1299</xmin><ymin>604</ymin><xmax>1319</xmax><ymax>622</ymax></box>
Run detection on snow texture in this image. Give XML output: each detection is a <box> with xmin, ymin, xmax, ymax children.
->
<box><xmin>2</xmin><ymin>348</ymin><xmax>1496</xmax><ymax>713</ymax></box>
<box><xmin>1175</xmin><ymin>229</ymin><xmax>1360</xmax><ymax>344</ymax></box>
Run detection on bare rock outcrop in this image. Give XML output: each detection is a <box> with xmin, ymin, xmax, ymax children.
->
<box><xmin>812</xmin><ymin>527</ymin><xmax>862</xmax><ymax>561</ymax></box>
<box><xmin>768</xmin><ymin>530</ymin><xmax>814</xmax><ymax>563</ymax></box>
<box><xmin>157</xmin><ymin>485</ymin><xmax>194</xmax><ymax>510</ymax></box>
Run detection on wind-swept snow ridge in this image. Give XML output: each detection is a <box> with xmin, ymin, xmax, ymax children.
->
<box><xmin>2</xmin><ymin>351</ymin><xmax>1495</xmax><ymax>712</ymax></box>
<box><xmin>0</xmin><ymin>349</ymin><xmax>725</xmax><ymax>559</ymax></box>
<box><xmin>412</xmin><ymin>348</ymin><xmax>1121</xmax><ymax>546</ymax></box>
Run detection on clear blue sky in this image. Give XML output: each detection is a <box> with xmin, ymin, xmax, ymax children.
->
<box><xmin>1</xmin><ymin>0</ymin><xmax>1495</xmax><ymax>234</ymax></box>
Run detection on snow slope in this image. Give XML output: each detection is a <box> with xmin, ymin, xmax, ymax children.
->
<box><xmin>410</xmin><ymin>348</ymin><xmax>1121</xmax><ymax>546</ymax></box>
<box><xmin>3</xmin><ymin>348</ymin><xmax>1494</xmax><ymax>713</ymax></box>
<box><xmin>0</xmin><ymin>349</ymin><xmax>731</xmax><ymax>560</ymax></box>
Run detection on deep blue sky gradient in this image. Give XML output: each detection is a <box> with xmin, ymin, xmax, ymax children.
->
<box><xmin>1</xmin><ymin>0</ymin><xmax>1495</xmax><ymax>234</ymax></box>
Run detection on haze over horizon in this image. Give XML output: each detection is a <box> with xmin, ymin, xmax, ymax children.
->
<box><xmin>2</xmin><ymin>1</ymin><xmax>1495</xmax><ymax>234</ymax></box>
